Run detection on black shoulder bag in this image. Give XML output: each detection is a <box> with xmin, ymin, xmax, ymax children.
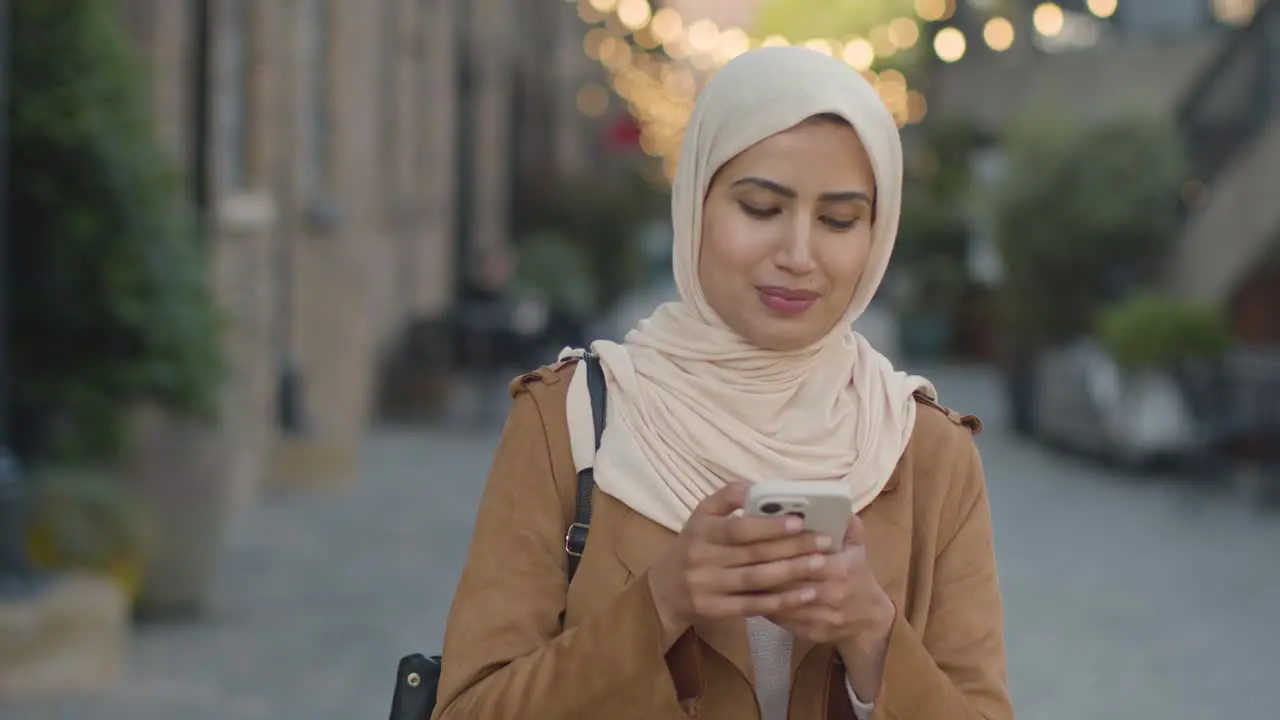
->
<box><xmin>388</xmin><ymin>352</ymin><xmax>607</xmax><ymax>720</ymax></box>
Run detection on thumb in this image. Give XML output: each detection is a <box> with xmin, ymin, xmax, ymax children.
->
<box><xmin>844</xmin><ymin>512</ymin><xmax>867</xmax><ymax>546</ymax></box>
<box><xmin>693</xmin><ymin>481</ymin><xmax>750</xmax><ymax>519</ymax></box>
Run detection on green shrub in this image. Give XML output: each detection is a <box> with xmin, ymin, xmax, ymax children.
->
<box><xmin>25</xmin><ymin>464</ymin><xmax>154</xmax><ymax>570</ymax></box>
<box><xmin>524</xmin><ymin>175</ymin><xmax>666</xmax><ymax>312</ymax></box>
<box><xmin>9</xmin><ymin>0</ymin><xmax>226</xmax><ymax>463</ymax></box>
<box><xmin>898</xmin><ymin>116</ymin><xmax>983</xmax><ymax>267</ymax></box>
<box><xmin>1097</xmin><ymin>293</ymin><xmax>1233</xmax><ymax>371</ymax></box>
<box><xmin>512</xmin><ymin>232</ymin><xmax>598</xmax><ymax>317</ymax></box>
<box><xmin>897</xmin><ymin>189</ymin><xmax>968</xmax><ymax>267</ymax></box>
<box><xmin>898</xmin><ymin>255</ymin><xmax>969</xmax><ymax>318</ymax></box>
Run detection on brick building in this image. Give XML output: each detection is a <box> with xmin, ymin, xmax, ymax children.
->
<box><xmin>114</xmin><ymin>0</ymin><xmax>603</xmax><ymax>508</ymax></box>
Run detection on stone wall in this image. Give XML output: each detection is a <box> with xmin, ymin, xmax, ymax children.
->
<box><xmin>116</xmin><ymin>0</ymin><xmax>460</xmax><ymax>505</ymax></box>
<box><xmin>111</xmin><ymin>0</ymin><xmax>600</xmax><ymax>505</ymax></box>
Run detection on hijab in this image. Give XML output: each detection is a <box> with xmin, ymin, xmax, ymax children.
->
<box><xmin>561</xmin><ymin>46</ymin><xmax>935</xmax><ymax>533</ymax></box>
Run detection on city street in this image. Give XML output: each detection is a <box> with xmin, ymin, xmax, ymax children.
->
<box><xmin>4</xmin><ymin>366</ymin><xmax>1279</xmax><ymax>719</ymax></box>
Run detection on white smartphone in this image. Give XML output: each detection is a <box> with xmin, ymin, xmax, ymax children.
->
<box><xmin>743</xmin><ymin>480</ymin><xmax>853</xmax><ymax>553</ymax></box>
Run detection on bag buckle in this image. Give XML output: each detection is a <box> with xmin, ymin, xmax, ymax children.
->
<box><xmin>565</xmin><ymin>522</ymin><xmax>590</xmax><ymax>558</ymax></box>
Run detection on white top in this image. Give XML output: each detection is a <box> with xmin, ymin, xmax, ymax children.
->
<box><xmin>746</xmin><ymin>616</ymin><xmax>875</xmax><ymax>720</ymax></box>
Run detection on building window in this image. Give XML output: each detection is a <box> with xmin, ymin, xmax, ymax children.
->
<box><xmin>219</xmin><ymin>0</ymin><xmax>253</xmax><ymax>190</ymax></box>
<box><xmin>301</xmin><ymin>0</ymin><xmax>333</xmax><ymax>199</ymax></box>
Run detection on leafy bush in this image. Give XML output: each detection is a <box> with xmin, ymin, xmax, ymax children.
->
<box><xmin>8</xmin><ymin>0</ymin><xmax>226</xmax><ymax>462</ymax></box>
<box><xmin>898</xmin><ymin>116</ymin><xmax>983</xmax><ymax>267</ymax></box>
<box><xmin>898</xmin><ymin>255</ymin><xmax>969</xmax><ymax>318</ymax></box>
<box><xmin>512</xmin><ymin>232</ymin><xmax>598</xmax><ymax>317</ymax></box>
<box><xmin>523</xmin><ymin>175</ymin><xmax>666</xmax><ymax>312</ymax></box>
<box><xmin>25</xmin><ymin>464</ymin><xmax>154</xmax><ymax>571</ymax></box>
<box><xmin>1097</xmin><ymin>293</ymin><xmax>1233</xmax><ymax>371</ymax></box>
<box><xmin>911</xmin><ymin>117</ymin><xmax>985</xmax><ymax>199</ymax></box>
<box><xmin>994</xmin><ymin>109</ymin><xmax>1187</xmax><ymax>352</ymax></box>
<box><xmin>897</xmin><ymin>189</ymin><xmax>968</xmax><ymax>268</ymax></box>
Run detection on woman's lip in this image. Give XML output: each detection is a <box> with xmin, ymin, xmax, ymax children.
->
<box><xmin>757</xmin><ymin>287</ymin><xmax>818</xmax><ymax>315</ymax></box>
<box><xmin>757</xmin><ymin>285</ymin><xmax>820</xmax><ymax>301</ymax></box>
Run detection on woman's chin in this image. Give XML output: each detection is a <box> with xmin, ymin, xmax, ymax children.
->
<box><xmin>738</xmin><ymin>316</ymin><xmax>827</xmax><ymax>352</ymax></box>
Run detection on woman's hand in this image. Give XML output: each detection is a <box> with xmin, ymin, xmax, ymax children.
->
<box><xmin>646</xmin><ymin>482</ymin><xmax>830</xmax><ymax>647</ymax></box>
<box><xmin>766</xmin><ymin>513</ymin><xmax>896</xmax><ymax>700</ymax></box>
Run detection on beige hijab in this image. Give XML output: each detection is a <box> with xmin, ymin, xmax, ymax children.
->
<box><xmin>562</xmin><ymin>46</ymin><xmax>935</xmax><ymax>533</ymax></box>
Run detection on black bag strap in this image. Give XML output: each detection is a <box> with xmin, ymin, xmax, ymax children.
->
<box><xmin>391</xmin><ymin>354</ymin><xmax>608</xmax><ymax>720</ymax></box>
<box><xmin>565</xmin><ymin>351</ymin><xmax>607</xmax><ymax>581</ymax></box>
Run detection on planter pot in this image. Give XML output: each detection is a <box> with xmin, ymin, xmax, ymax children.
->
<box><xmin>123</xmin><ymin>405</ymin><xmax>234</xmax><ymax>618</ymax></box>
<box><xmin>899</xmin><ymin>314</ymin><xmax>952</xmax><ymax>361</ymax></box>
<box><xmin>268</xmin><ymin>434</ymin><xmax>358</xmax><ymax>492</ymax></box>
<box><xmin>0</xmin><ymin>572</ymin><xmax>130</xmax><ymax>695</ymax></box>
<box><xmin>1097</xmin><ymin>366</ymin><xmax>1199</xmax><ymax>467</ymax></box>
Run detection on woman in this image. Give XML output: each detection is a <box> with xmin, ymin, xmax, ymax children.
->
<box><xmin>432</xmin><ymin>46</ymin><xmax>1011</xmax><ymax>720</ymax></box>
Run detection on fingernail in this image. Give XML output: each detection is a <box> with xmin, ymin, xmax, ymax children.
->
<box><xmin>800</xmin><ymin>588</ymin><xmax>817</xmax><ymax>602</ymax></box>
<box><xmin>785</xmin><ymin>517</ymin><xmax>803</xmax><ymax>533</ymax></box>
<box><xmin>815</xmin><ymin>535</ymin><xmax>833</xmax><ymax>550</ymax></box>
<box><xmin>809</xmin><ymin>554</ymin><xmax>825</xmax><ymax>570</ymax></box>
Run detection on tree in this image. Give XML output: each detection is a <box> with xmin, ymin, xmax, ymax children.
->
<box><xmin>8</xmin><ymin>0</ymin><xmax>225</xmax><ymax>462</ymax></box>
<box><xmin>994</xmin><ymin>107</ymin><xmax>1188</xmax><ymax>353</ymax></box>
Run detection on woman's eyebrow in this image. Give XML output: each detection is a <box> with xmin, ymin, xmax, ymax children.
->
<box><xmin>730</xmin><ymin>176</ymin><xmax>871</xmax><ymax>205</ymax></box>
<box><xmin>819</xmin><ymin>190</ymin><xmax>873</xmax><ymax>205</ymax></box>
<box><xmin>731</xmin><ymin>176</ymin><xmax>796</xmax><ymax>197</ymax></box>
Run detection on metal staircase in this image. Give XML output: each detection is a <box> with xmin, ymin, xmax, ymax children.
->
<box><xmin>1179</xmin><ymin>0</ymin><xmax>1279</xmax><ymax>183</ymax></box>
<box><xmin>1167</xmin><ymin>0</ymin><xmax>1280</xmax><ymax>304</ymax></box>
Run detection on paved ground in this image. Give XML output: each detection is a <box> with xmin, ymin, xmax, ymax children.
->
<box><xmin>4</xmin><ymin>365</ymin><xmax>1279</xmax><ymax>719</ymax></box>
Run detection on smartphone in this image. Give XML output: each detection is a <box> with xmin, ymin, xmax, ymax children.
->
<box><xmin>744</xmin><ymin>480</ymin><xmax>852</xmax><ymax>553</ymax></box>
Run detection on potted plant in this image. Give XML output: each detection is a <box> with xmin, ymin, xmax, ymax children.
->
<box><xmin>1093</xmin><ymin>292</ymin><xmax>1233</xmax><ymax>464</ymax></box>
<box><xmin>992</xmin><ymin>108</ymin><xmax>1188</xmax><ymax>436</ymax></box>
<box><xmin>23</xmin><ymin>466</ymin><xmax>155</xmax><ymax>602</ymax></box>
<box><xmin>9</xmin><ymin>0</ymin><xmax>228</xmax><ymax>616</ymax></box>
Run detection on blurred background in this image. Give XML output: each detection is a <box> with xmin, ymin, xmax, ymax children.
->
<box><xmin>0</xmin><ymin>0</ymin><xmax>1277</xmax><ymax>717</ymax></box>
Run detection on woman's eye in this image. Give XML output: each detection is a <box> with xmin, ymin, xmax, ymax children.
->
<box><xmin>739</xmin><ymin>202</ymin><xmax>780</xmax><ymax>219</ymax></box>
<box><xmin>822</xmin><ymin>216</ymin><xmax>858</xmax><ymax>231</ymax></box>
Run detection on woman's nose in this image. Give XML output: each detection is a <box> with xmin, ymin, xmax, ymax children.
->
<box><xmin>774</xmin><ymin>219</ymin><xmax>818</xmax><ymax>274</ymax></box>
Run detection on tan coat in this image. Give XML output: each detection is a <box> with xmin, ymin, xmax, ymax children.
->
<box><xmin>432</xmin><ymin>359</ymin><xmax>1013</xmax><ymax>720</ymax></box>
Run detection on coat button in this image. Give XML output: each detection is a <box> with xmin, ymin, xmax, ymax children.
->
<box><xmin>407</xmin><ymin>672</ymin><xmax>422</xmax><ymax>688</ymax></box>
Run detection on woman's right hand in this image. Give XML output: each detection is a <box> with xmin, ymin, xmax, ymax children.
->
<box><xmin>646</xmin><ymin>481</ymin><xmax>832</xmax><ymax>647</ymax></box>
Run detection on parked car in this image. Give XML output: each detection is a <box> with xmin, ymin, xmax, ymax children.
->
<box><xmin>1032</xmin><ymin>339</ymin><xmax>1280</xmax><ymax>486</ymax></box>
<box><xmin>1032</xmin><ymin>339</ymin><xmax>1201</xmax><ymax>467</ymax></box>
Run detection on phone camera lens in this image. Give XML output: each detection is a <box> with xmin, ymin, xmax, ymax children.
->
<box><xmin>760</xmin><ymin>502</ymin><xmax>782</xmax><ymax>515</ymax></box>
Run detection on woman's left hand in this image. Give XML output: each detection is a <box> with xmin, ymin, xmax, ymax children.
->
<box><xmin>766</xmin><ymin>513</ymin><xmax>896</xmax><ymax>699</ymax></box>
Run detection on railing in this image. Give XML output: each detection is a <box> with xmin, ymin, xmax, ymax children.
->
<box><xmin>1178</xmin><ymin>0</ymin><xmax>1280</xmax><ymax>183</ymax></box>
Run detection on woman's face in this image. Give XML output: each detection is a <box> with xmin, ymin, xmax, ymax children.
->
<box><xmin>698</xmin><ymin>117</ymin><xmax>876</xmax><ymax>351</ymax></box>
